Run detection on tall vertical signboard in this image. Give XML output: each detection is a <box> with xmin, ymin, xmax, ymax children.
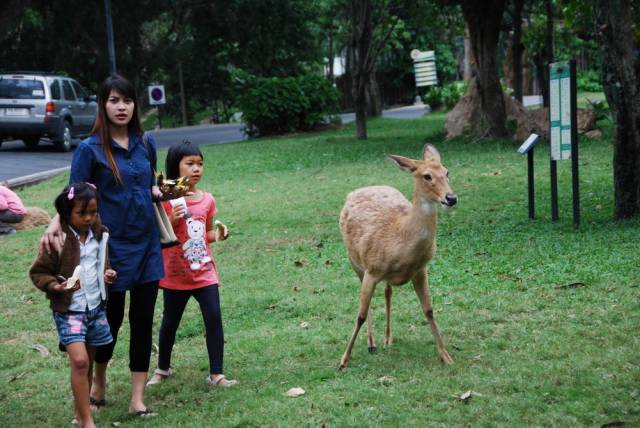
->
<box><xmin>548</xmin><ymin>60</ymin><xmax>580</xmax><ymax>226</ymax></box>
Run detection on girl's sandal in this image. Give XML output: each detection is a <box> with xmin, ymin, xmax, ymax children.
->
<box><xmin>207</xmin><ymin>374</ymin><xmax>238</xmax><ymax>387</ymax></box>
<box><xmin>146</xmin><ymin>368</ymin><xmax>173</xmax><ymax>386</ymax></box>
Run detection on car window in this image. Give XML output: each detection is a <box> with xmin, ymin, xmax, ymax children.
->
<box><xmin>71</xmin><ymin>81</ymin><xmax>88</xmax><ymax>100</ymax></box>
<box><xmin>62</xmin><ymin>80</ymin><xmax>76</xmax><ymax>101</ymax></box>
<box><xmin>50</xmin><ymin>80</ymin><xmax>61</xmax><ymax>100</ymax></box>
<box><xmin>0</xmin><ymin>78</ymin><xmax>46</xmax><ymax>99</ymax></box>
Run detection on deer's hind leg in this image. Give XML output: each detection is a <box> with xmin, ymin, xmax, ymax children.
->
<box><xmin>339</xmin><ymin>271</ymin><xmax>378</xmax><ymax>370</ymax></box>
<box><xmin>367</xmin><ymin>306</ymin><xmax>377</xmax><ymax>353</ymax></box>
<box><xmin>384</xmin><ymin>284</ymin><xmax>393</xmax><ymax>347</ymax></box>
<box><xmin>412</xmin><ymin>269</ymin><xmax>453</xmax><ymax>364</ymax></box>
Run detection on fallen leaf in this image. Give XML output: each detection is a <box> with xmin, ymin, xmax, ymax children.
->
<box><xmin>286</xmin><ymin>387</ymin><xmax>305</xmax><ymax>397</ymax></box>
<box><xmin>9</xmin><ymin>372</ymin><xmax>26</xmax><ymax>382</ymax></box>
<box><xmin>481</xmin><ymin>171</ymin><xmax>502</xmax><ymax>177</ymax></box>
<box><xmin>31</xmin><ymin>344</ymin><xmax>49</xmax><ymax>357</ymax></box>
<box><xmin>112</xmin><ymin>422</ymin><xmax>122</xmax><ymax>427</ymax></box>
<box><xmin>266</xmin><ymin>304</ymin><xmax>278</xmax><ymax>310</ymax></box>
<box><xmin>300</xmin><ymin>321</ymin><xmax>310</xmax><ymax>329</ymax></box>
<box><xmin>292</xmin><ymin>286</ymin><xmax>301</xmax><ymax>292</ymax></box>
<box><xmin>377</xmin><ymin>375</ymin><xmax>395</xmax><ymax>384</ymax></box>
<box><xmin>556</xmin><ymin>282</ymin><xmax>586</xmax><ymax>289</ymax></box>
<box><xmin>455</xmin><ymin>390</ymin><xmax>482</xmax><ymax>403</ymax></box>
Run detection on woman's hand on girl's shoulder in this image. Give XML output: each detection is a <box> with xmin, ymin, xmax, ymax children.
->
<box><xmin>39</xmin><ymin>215</ymin><xmax>64</xmax><ymax>255</ymax></box>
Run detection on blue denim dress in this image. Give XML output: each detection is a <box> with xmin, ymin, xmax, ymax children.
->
<box><xmin>69</xmin><ymin>132</ymin><xmax>164</xmax><ymax>291</ymax></box>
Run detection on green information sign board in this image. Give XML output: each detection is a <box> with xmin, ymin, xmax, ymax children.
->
<box><xmin>549</xmin><ymin>61</ymin><xmax>572</xmax><ymax>160</ymax></box>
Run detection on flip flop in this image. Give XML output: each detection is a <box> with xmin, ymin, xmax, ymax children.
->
<box><xmin>132</xmin><ymin>408</ymin><xmax>157</xmax><ymax>418</ymax></box>
<box><xmin>89</xmin><ymin>396</ymin><xmax>106</xmax><ymax>409</ymax></box>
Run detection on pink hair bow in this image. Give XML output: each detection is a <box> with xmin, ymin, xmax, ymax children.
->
<box><xmin>86</xmin><ymin>182</ymin><xmax>97</xmax><ymax>190</ymax></box>
<box><xmin>67</xmin><ymin>186</ymin><xmax>75</xmax><ymax>200</ymax></box>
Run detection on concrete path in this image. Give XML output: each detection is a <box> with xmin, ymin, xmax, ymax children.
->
<box><xmin>0</xmin><ymin>105</ymin><xmax>428</xmax><ymax>187</ymax></box>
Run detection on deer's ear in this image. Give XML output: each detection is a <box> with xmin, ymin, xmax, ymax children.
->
<box><xmin>422</xmin><ymin>144</ymin><xmax>441</xmax><ymax>162</ymax></box>
<box><xmin>387</xmin><ymin>155</ymin><xmax>417</xmax><ymax>173</ymax></box>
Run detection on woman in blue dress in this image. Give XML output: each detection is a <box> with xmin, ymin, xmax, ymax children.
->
<box><xmin>41</xmin><ymin>74</ymin><xmax>163</xmax><ymax>417</ymax></box>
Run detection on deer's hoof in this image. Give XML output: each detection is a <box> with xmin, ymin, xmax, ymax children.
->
<box><xmin>368</xmin><ymin>346</ymin><xmax>378</xmax><ymax>354</ymax></box>
<box><xmin>440</xmin><ymin>350</ymin><xmax>454</xmax><ymax>365</ymax></box>
<box><xmin>338</xmin><ymin>363</ymin><xmax>348</xmax><ymax>371</ymax></box>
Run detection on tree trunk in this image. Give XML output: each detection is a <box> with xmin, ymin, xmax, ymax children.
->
<box><xmin>349</xmin><ymin>0</ymin><xmax>373</xmax><ymax>140</ymax></box>
<box><xmin>327</xmin><ymin>22</ymin><xmax>335</xmax><ymax>83</ymax></box>
<box><xmin>366</xmin><ymin>72</ymin><xmax>383</xmax><ymax>117</ymax></box>
<box><xmin>594</xmin><ymin>0</ymin><xmax>640</xmax><ymax>219</ymax></box>
<box><xmin>178</xmin><ymin>61</ymin><xmax>188</xmax><ymax>126</ymax></box>
<box><xmin>460</xmin><ymin>0</ymin><xmax>509</xmax><ymax>137</ymax></box>
<box><xmin>512</xmin><ymin>0</ymin><xmax>524</xmax><ymax>103</ymax></box>
<box><xmin>462</xmin><ymin>24</ymin><xmax>473</xmax><ymax>81</ymax></box>
<box><xmin>543</xmin><ymin>0</ymin><xmax>554</xmax><ymax>107</ymax></box>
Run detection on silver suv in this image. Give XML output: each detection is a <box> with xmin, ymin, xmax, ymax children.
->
<box><xmin>0</xmin><ymin>72</ymin><xmax>97</xmax><ymax>151</ymax></box>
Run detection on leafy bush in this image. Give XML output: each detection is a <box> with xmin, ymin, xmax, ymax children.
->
<box><xmin>424</xmin><ymin>86</ymin><xmax>444</xmax><ymax>110</ymax></box>
<box><xmin>424</xmin><ymin>81</ymin><xmax>467</xmax><ymax>111</ymax></box>
<box><xmin>577</xmin><ymin>70</ymin><xmax>602</xmax><ymax>92</ymax></box>
<box><xmin>234</xmin><ymin>72</ymin><xmax>340</xmax><ymax>137</ymax></box>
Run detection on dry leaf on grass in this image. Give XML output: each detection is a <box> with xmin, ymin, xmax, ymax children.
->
<box><xmin>377</xmin><ymin>375</ymin><xmax>395</xmax><ymax>384</ymax></box>
<box><xmin>292</xmin><ymin>286</ymin><xmax>301</xmax><ymax>292</ymax></box>
<box><xmin>300</xmin><ymin>321</ymin><xmax>310</xmax><ymax>329</ymax></box>
<box><xmin>556</xmin><ymin>282</ymin><xmax>586</xmax><ymax>289</ymax></box>
<box><xmin>31</xmin><ymin>344</ymin><xmax>49</xmax><ymax>357</ymax></box>
<box><xmin>9</xmin><ymin>372</ymin><xmax>26</xmax><ymax>382</ymax></box>
<box><xmin>454</xmin><ymin>390</ymin><xmax>482</xmax><ymax>403</ymax></box>
<box><xmin>286</xmin><ymin>387</ymin><xmax>305</xmax><ymax>397</ymax></box>
<box><xmin>480</xmin><ymin>171</ymin><xmax>502</xmax><ymax>177</ymax></box>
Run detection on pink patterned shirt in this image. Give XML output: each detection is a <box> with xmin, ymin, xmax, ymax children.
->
<box><xmin>160</xmin><ymin>192</ymin><xmax>219</xmax><ymax>290</ymax></box>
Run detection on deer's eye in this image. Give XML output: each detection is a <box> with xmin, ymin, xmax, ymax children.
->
<box><xmin>424</xmin><ymin>174</ymin><xmax>432</xmax><ymax>181</ymax></box>
<box><xmin>446</xmin><ymin>171</ymin><xmax>450</xmax><ymax>178</ymax></box>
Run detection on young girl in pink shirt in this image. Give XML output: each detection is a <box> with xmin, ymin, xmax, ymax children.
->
<box><xmin>147</xmin><ymin>141</ymin><xmax>238</xmax><ymax>387</ymax></box>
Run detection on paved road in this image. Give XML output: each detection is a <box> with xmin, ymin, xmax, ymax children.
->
<box><xmin>0</xmin><ymin>105</ymin><xmax>427</xmax><ymax>185</ymax></box>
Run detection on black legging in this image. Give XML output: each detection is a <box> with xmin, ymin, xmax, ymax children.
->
<box><xmin>158</xmin><ymin>284</ymin><xmax>225</xmax><ymax>374</ymax></box>
<box><xmin>94</xmin><ymin>281</ymin><xmax>159</xmax><ymax>372</ymax></box>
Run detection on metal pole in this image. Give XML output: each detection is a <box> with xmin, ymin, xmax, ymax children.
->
<box><xmin>528</xmin><ymin>148</ymin><xmax>535</xmax><ymax>219</ymax></box>
<box><xmin>104</xmin><ymin>0</ymin><xmax>117</xmax><ymax>75</ymax></box>
<box><xmin>570</xmin><ymin>59</ymin><xmax>580</xmax><ymax>227</ymax></box>
<box><xmin>550</xmin><ymin>159</ymin><xmax>559</xmax><ymax>221</ymax></box>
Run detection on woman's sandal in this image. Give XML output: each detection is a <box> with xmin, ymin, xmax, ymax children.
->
<box><xmin>207</xmin><ymin>374</ymin><xmax>238</xmax><ymax>387</ymax></box>
<box><xmin>146</xmin><ymin>368</ymin><xmax>173</xmax><ymax>386</ymax></box>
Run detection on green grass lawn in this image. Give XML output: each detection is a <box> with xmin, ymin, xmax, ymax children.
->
<box><xmin>1</xmin><ymin>114</ymin><xmax>639</xmax><ymax>427</ymax></box>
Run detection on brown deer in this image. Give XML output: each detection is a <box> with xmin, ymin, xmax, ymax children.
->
<box><xmin>338</xmin><ymin>144</ymin><xmax>456</xmax><ymax>369</ymax></box>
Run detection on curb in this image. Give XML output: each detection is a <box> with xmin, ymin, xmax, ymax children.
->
<box><xmin>1</xmin><ymin>166</ymin><xmax>70</xmax><ymax>189</ymax></box>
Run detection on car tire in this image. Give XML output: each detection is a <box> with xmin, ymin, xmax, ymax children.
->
<box><xmin>23</xmin><ymin>136</ymin><xmax>40</xmax><ymax>148</ymax></box>
<box><xmin>54</xmin><ymin>120</ymin><xmax>72</xmax><ymax>152</ymax></box>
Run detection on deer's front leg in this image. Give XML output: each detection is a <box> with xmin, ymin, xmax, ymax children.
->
<box><xmin>412</xmin><ymin>269</ymin><xmax>453</xmax><ymax>364</ymax></box>
<box><xmin>339</xmin><ymin>272</ymin><xmax>378</xmax><ymax>370</ymax></box>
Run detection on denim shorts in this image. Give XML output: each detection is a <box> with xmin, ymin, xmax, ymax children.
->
<box><xmin>53</xmin><ymin>304</ymin><xmax>113</xmax><ymax>347</ymax></box>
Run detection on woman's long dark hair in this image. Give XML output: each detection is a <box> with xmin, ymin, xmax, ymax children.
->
<box><xmin>91</xmin><ymin>74</ymin><xmax>143</xmax><ymax>185</ymax></box>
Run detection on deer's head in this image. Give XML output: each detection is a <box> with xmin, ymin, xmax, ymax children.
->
<box><xmin>387</xmin><ymin>144</ymin><xmax>457</xmax><ymax>209</ymax></box>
